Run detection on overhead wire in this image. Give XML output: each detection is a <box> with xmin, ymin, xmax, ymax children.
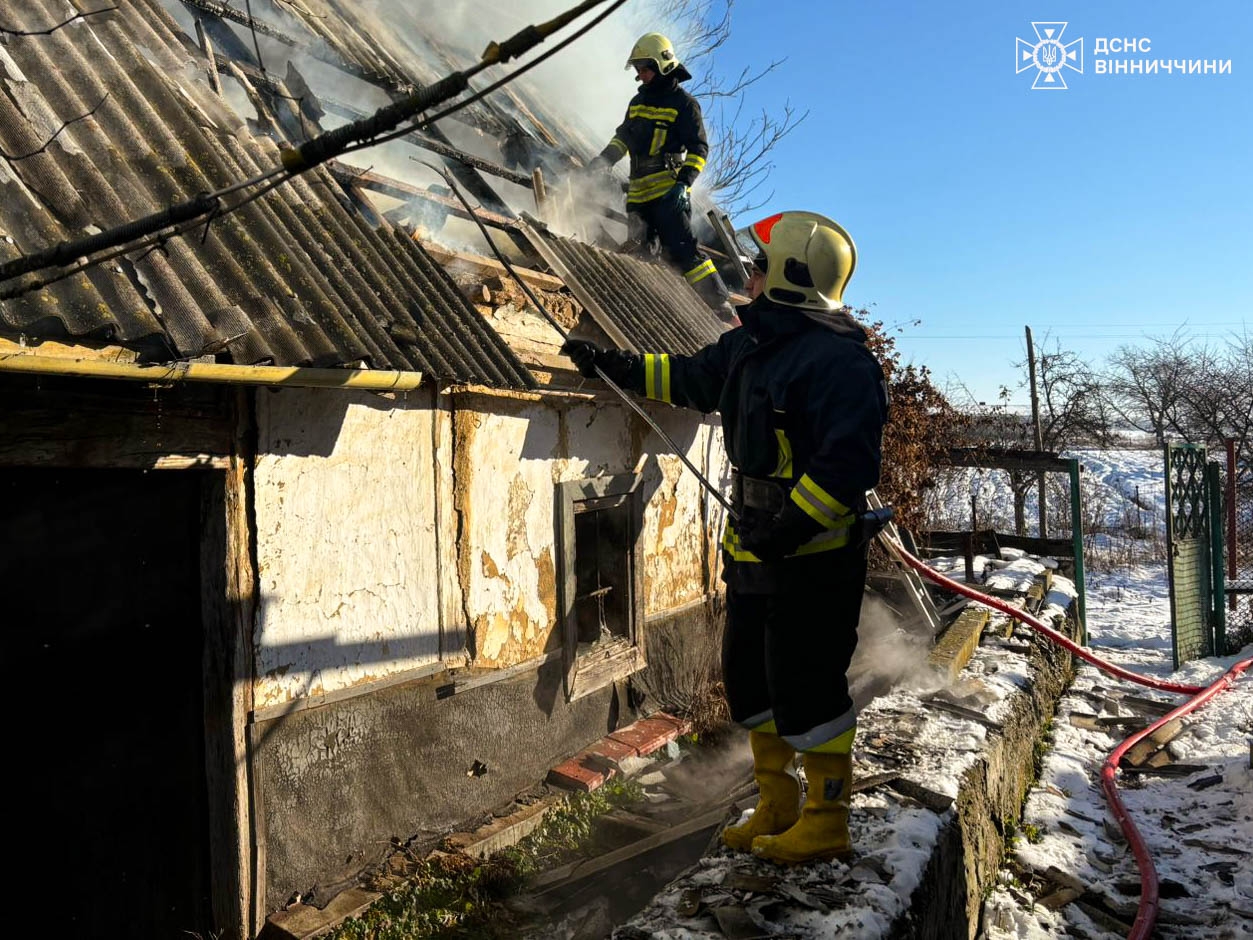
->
<box><xmin>0</xmin><ymin>0</ymin><xmax>627</xmax><ymax>294</ymax></box>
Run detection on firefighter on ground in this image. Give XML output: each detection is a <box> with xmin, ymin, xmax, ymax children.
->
<box><xmin>588</xmin><ymin>32</ymin><xmax>737</xmax><ymax>323</ymax></box>
<box><xmin>561</xmin><ymin>211</ymin><xmax>888</xmax><ymax>864</ymax></box>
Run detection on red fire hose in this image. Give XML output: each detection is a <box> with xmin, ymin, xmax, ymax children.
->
<box><xmin>882</xmin><ymin>538</ymin><xmax>1206</xmax><ymax>695</ymax></box>
<box><xmin>882</xmin><ymin>537</ymin><xmax>1251</xmax><ymax>939</ymax></box>
<box><xmin>1102</xmin><ymin>658</ymin><xmax>1252</xmax><ymax>940</ymax></box>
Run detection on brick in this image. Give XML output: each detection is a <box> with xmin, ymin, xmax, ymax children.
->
<box><xmin>608</xmin><ymin>717</ymin><xmax>685</xmax><ymax>756</ymax></box>
<box><xmin>590</xmin><ymin>736</ymin><xmax>640</xmax><ymax>763</ymax></box>
<box><xmin>547</xmin><ymin>756</ymin><xmax>608</xmax><ymax>792</ymax></box>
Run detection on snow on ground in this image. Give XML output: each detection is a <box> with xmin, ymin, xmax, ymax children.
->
<box><xmin>984</xmin><ymin>560</ymin><xmax>1253</xmax><ymax>939</ymax></box>
<box><xmin>614</xmin><ymin>450</ymin><xmax>1251</xmax><ymax>938</ymax></box>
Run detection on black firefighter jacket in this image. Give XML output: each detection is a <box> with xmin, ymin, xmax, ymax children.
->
<box><xmin>598</xmin><ymin>74</ymin><xmax>709</xmax><ymax>206</ymax></box>
<box><xmin>626</xmin><ymin>298</ymin><xmax>888</xmax><ymax>569</ymax></box>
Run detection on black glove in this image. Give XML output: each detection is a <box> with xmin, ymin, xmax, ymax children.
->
<box><xmin>559</xmin><ymin>340</ymin><xmax>640</xmax><ymax>385</ymax></box>
<box><xmin>584</xmin><ymin>154</ymin><xmax>613</xmax><ymax>177</ymax></box>
<box><xmin>658</xmin><ymin>182</ymin><xmax>690</xmax><ymax>213</ymax></box>
<box><xmin>738</xmin><ymin>501</ymin><xmax>824</xmax><ymax>563</ymax></box>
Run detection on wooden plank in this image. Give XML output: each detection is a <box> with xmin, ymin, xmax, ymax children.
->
<box><xmin>530</xmin><ymin>805</ymin><xmax>729</xmax><ymax>892</ymax></box>
<box><xmin>0</xmin><ymin>374</ymin><xmax>232</xmax><ymax>469</ymax></box>
<box><xmin>327</xmin><ymin>161</ymin><xmax>519</xmax><ymax>230</ymax></box>
<box><xmin>199</xmin><ymin>388</ymin><xmax>255</xmax><ymax>940</ymax></box>
<box><xmin>946</xmin><ymin>447</ymin><xmax>1072</xmax><ymax>473</ymax></box>
<box><xmin>423</xmin><ymin>244</ymin><xmax>566</xmax><ymax>292</ymax></box>
<box><xmin>1122</xmin><ymin>717</ymin><xmax>1185</xmax><ymax>767</ymax></box>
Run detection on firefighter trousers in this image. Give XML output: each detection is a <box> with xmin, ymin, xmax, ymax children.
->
<box><xmin>721</xmin><ymin>544</ymin><xmax>867</xmax><ymax>750</ymax></box>
<box><xmin>627</xmin><ymin>197</ymin><xmax>730</xmax><ymax>310</ymax></box>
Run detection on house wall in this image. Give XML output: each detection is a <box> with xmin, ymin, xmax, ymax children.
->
<box><xmin>250</xmin><ymin>384</ymin><xmax>730</xmax><ymax>918</ymax></box>
<box><xmin>451</xmin><ymin>389</ymin><xmax>727</xmax><ymax>668</ymax></box>
<box><xmin>252</xmin><ymin>385</ymin><xmax>730</xmax><ymax>702</ymax></box>
<box><xmin>252</xmin><ymin>386</ymin><xmax>447</xmax><ymax>709</ymax></box>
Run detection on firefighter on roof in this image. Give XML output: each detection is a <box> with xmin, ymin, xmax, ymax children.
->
<box><xmin>589</xmin><ymin>33</ymin><xmax>736</xmax><ymax>323</ymax></box>
<box><xmin>561</xmin><ymin>211</ymin><xmax>888</xmax><ymax>864</ymax></box>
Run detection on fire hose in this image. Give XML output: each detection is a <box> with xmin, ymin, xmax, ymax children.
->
<box><xmin>432</xmin><ymin>165</ymin><xmax>1250</xmax><ymax>940</ymax></box>
<box><xmin>882</xmin><ymin>535</ymin><xmax>1251</xmax><ymax>940</ymax></box>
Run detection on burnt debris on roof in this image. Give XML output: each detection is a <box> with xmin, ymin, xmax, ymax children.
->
<box><xmin>0</xmin><ymin>0</ymin><xmax>535</xmax><ymax>389</ymax></box>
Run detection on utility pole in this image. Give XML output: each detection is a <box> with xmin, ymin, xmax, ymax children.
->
<box><xmin>1026</xmin><ymin>326</ymin><xmax>1047</xmax><ymax>538</ymax></box>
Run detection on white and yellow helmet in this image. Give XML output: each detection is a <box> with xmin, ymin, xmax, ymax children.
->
<box><xmin>747</xmin><ymin>211</ymin><xmax>857</xmax><ymax>310</ymax></box>
<box><xmin>626</xmin><ymin>32</ymin><xmax>681</xmax><ymax>74</ymax></box>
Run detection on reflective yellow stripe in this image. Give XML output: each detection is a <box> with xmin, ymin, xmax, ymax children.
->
<box><xmin>684</xmin><ymin>259</ymin><xmax>717</xmax><ymax>284</ymax></box>
<box><xmin>643</xmin><ymin>353</ymin><xmax>671</xmax><ymax>403</ymax></box>
<box><xmin>772</xmin><ymin>429</ymin><xmax>793</xmax><ymax>479</ymax></box>
<box><xmin>722</xmin><ymin>518</ymin><xmax>850</xmax><ymax>562</ymax></box>
<box><xmin>627</xmin><ymin>105</ymin><xmax>678</xmax><ymax>121</ymax></box>
<box><xmin>648</xmin><ymin>126</ymin><xmax>668</xmax><ymax>156</ymax></box>
<box><xmin>721</xmin><ymin>521</ymin><xmax>763</xmax><ymax>562</ymax></box>
<box><xmin>790</xmin><ymin>473</ymin><xmax>852</xmax><ymax>530</ymax></box>
<box><xmin>607</xmin><ymin>137</ymin><xmax>628</xmax><ymax>155</ymax></box>
<box><xmin>628</xmin><ymin>169</ymin><xmax>677</xmax><ymax>197</ymax></box>
<box><xmin>808</xmin><ymin>726</ymin><xmax>856</xmax><ymax>754</ymax></box>
<box><xmin>627</xmin><ymin>176</ymin><xmax>679</xmax><ymax>204</ymax></box>
<box><xmin>682</xmin><ymin>154</ymin><xmax>706</xmax><ymax>172</ymax></box>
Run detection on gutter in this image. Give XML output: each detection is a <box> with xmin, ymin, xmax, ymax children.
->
<box><xmin>0</xmin><ymin>352</ymin><xmax>424</xmax><ymax>391</ymax></box>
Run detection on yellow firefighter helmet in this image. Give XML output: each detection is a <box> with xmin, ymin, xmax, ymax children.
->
<box><xmin>626</xmin><ymin>33</ymin><xmax>682</xmax><ymax>75</ymax></box>
<box><xmin>747</xmin><ymin>211</ymin><xmax>857</xmax><ymax>310</ymax></box>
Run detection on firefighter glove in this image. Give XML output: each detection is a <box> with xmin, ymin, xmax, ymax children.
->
<box><xmin>739</xmin><ymin>501</ymin><xmax>824</xmax><ymax>563</ymax></box>
<box><xmin>659</xmin><ymin>182</ymin><xmax>690</xmax><ymax>212</ymax></box>
<box><xmin>560</xmin><ymin>340</ymin><xmax>640</xmax><ymax>385</ymax></box>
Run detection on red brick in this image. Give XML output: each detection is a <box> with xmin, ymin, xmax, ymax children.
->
<box><xmin>647</xmin><ymin>712</ymin><xmax>692</xmax><ymax>735</ymax></box>
<box><xmin>547</xmin><ymin>758</ymin><xmax>606</xmax><ymax>792</ymax></box>
<box><xmin>589</xmin><ymin>736</ymin><xmax>640</xmax><ymax>763</ymax></box>
<box><xmin>607</xmin><ymin>716</ymin><xmax>685</xmax><ymax>756</ymax></box>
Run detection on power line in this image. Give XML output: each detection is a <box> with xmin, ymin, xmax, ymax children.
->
<box><xmin>0</xmin><ymin>0</ymin><xmax>627</xmax><ymax>297</ymax></box>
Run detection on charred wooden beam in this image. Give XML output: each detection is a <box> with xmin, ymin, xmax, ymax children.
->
<box><xmin>327</xmin><ymin>161</ymin><xmax>517</xmax><ymax>230</ymax></box>
<box><xmin>180</xmin><ymin>0</ymin><xmax>403</xmax><ymax>90</ymax></box>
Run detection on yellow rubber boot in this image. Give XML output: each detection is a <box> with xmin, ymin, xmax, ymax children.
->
<box><xmin>722</xmin><ymin>731</ymin><xmax>800</xmax><ymax>851</ymax></box>
<box><xmin>751</xmin><ymin>750</ymin><xmax>853</xmax><ymax>864</ymax></box>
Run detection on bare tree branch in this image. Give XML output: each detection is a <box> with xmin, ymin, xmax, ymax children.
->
<box><xmin>657</xmin><ymin>0</ymin><xmax>806</xmax><ymax>216</ymax></box>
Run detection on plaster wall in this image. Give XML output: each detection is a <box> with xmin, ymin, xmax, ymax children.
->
<box><xmin>451</xmin><ymin>391</ymin><xmax>729</xmax><ymax>668</ymax></box>
<box><xmin>252</xmin><ymin>387</ymin><xmax>443</xmax><ymax>708</ymax></box>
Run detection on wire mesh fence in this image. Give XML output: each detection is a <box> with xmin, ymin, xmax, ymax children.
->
<box><xmin>1221</xmin><ymin>454</ymin><xmax>1252</xmax><ymax>653</ymax></box>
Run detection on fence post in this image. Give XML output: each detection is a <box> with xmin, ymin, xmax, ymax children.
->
<box><xmin>1227</xmin><ymin>438</ymin><xmax>1238</xmax><ymax>612</ymax></box>
<box><xmin>1068</xmin><ymin>458</ymin><xmax>1087</xmax><ymax>644</ymax></box>
<box><xmin>1207</xmin><ymin>462</ymin><xmax>1227</xmax><ymax>655</ymax></box>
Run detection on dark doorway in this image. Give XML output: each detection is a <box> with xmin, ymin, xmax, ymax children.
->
<box><xmin>3</xmin><ymin>468</ymin><xmax>215</xmax><ymax>939</ymax></box>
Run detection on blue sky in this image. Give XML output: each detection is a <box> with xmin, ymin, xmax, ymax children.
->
<box><xmin>713</xmin><ymin>1</ymin><xmax>1252</xmax><ymax>407</ymax></box>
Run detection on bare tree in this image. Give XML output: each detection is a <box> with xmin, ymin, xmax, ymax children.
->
<box><xmin>1176</xmin><ymin>331</ymin><xmax>1253</xmax><ymax>483</ymax></box>
<box><xmin>656</xmin><ymin>0</ymin><xmax>807</xmax><ymax>215</ymax></box>
<box><xmin>998</xmin><ymin>338</ymin><xmax>1113</xmax><ymax>534</ymax></box>
<box><xmin>1103</xmin><ymin>331</ymin><xmax>1192</xmax><ymax>446</ymax></box>
<box><xmin>1104</xmin><ymin>329</ymin><xmax>1251</xmax><ymax>484</ymax></box>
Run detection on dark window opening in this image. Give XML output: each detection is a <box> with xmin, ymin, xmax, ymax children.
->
<box><xmin>573</xmin><ymin>494</ymin><xmax>634</xmax><ymax>654</ymax></box>
<box><xmin>556</xmin><ymin>473</ymin><xmax>646</xmax><ymax>701</ymax></box>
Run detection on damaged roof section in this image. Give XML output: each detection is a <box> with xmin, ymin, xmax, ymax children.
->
<box><xmin>520</xmin><ymin>219</ymin><xmax>727</xmax><ymax>356</ymax></box>
<box><xmin>0</xmin><ymin>0</ymin><xmax>535</xmax><ymax>389</ymax></box>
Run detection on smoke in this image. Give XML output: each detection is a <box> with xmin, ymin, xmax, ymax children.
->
<box><xmin>849</xmin><ymin>595</ymin><xmax>946</xmax><ymax>706</ymax></box>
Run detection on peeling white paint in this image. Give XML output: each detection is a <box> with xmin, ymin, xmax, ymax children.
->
<box><xmin>253</xmin><ymin>387</ymin><xmax>442</xmax><ymax>707</ymax></box>
<box><xmin>250</xmin><ymin>383</ymin><xmax>731</xmax><ymax>705</ymax></box>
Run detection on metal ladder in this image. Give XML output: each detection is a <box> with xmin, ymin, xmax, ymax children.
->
<box><xmin>867</xmin><ymin>490</ymin><xmax>944</xmax><ymax>635</ymax></box>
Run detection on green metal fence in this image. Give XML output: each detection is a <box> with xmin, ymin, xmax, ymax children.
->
<box><xmin>1165</xmin><ymin>443</ymin><xmax>1223</xmax><ymax>667</ymax></box>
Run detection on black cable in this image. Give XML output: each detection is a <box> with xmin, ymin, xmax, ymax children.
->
<box><xmin>416</xmin><ymin>159</ymin><xmax>739</xmax><ymax>521</ymax></box>
<box><xmin>332</xmin><ymin>0</ymin><xmax>631</xmax><ymax>162</ymax></box>
<box><xmin>0</xmin><ymin>0</ymin><xmax>617</xmax><ymax>289</ymax></box>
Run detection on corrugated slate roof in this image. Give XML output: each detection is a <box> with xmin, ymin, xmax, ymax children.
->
<box><xmin>0</xmin><ymin>0</ymin><xmax>534</xmax><ymax>389</ymax></box>
<box><xmin>519</xmin><ymin>219</ymin><xmax>727</xmax><ymax>356</ymax></box>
